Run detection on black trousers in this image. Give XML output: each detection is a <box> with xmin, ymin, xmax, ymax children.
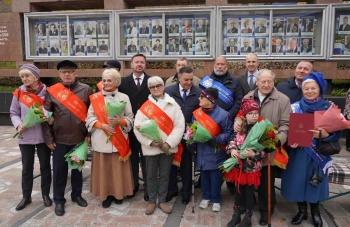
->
<box><xmin>258</xmin><ymin>165</ymin><xmax>277</xmax><ymax>215</ymax></box>
<box><xmin>235</xmin><ymin>184</ymin><xmax>255</xmax><ymax>212</ymax></box>
<box><xmin>53</xmin><ymin>143</ymin><xmax>83</xmax><ymax>205</ymax></box>
<box><xmin>168</xmin><ymin>140</ymin><xmax>192</xmax><ymax>197</ymax></box>
<box><xmin>129</xmin><ymin>130</ymin><xmax>147</xmax><ymax>193</ymax></box>
<box><xmin>346</xmin><ymin>130</ymin><xmax>350</xmax><ymax>148</ymax></box>
<box><xmin>19</xmin><ymin>143</ymin><xmax>51</xmax><ymax>198</ymax></box>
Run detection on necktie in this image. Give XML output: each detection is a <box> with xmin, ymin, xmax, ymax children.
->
<box><xmin>129</xmin><ymin>27</ymin><xmax>132</xmax><ymax>34</ymax></box>
<box><xmin>136</xmin><ymin>78</ymin><xmax>141</xmax><ymax>89</ymax></box>
<box><xmin>277</xmin><ymin>46</ymin><xmax>280</xmax><ymax>53</ymax></box>
<box><xmin>249</xmin><ymin>75</ymin><xmax>254</xmax><ymax>89</ymax></box>
<box><xmin>182</xmin><ymin>89</ymin><xmax>187</xmax><ymax>101</ymax></box>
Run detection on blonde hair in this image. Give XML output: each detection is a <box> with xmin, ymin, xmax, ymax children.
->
<box><xmin>102</xmin><ymin>68</ymin><xmax>121</xmax><ymax>87</ymax></box>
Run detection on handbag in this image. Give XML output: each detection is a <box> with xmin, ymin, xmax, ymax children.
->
<box><xmin>317</xmin><ymin>131</ymin><xmax>341</xmax><ymax>156</ymax></box>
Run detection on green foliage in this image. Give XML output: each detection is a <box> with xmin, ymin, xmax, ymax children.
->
<box><xmin>0</xmin><ymin>62</ymin><xmax>16</xmax><ymax>69</ymax></box>
<box><xmin>331</xmin><ymin>88</ymin><xmax>347</xmax><ymax>97</ymax></box>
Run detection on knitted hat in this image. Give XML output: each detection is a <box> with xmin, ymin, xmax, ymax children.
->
<box><xmin>19</xmin><ymin>64</ymin><xmax>40</xmax><ymax>79</ymax></box>
<box><xmin>201</xmin><ymin>88</ymin><xmax>219</xmax><ymax>104</ymax></box>
<box><xmin>302</xmin><ymin>72</ymin><xmax>327</xmax><ymax>95</ymax></box>
<box><xmin>241</xmin><ymin>98</ymin><xmax>259</xmax><ymax>116</ymax></box>
<box><xmin>103</xmin><ymin>60</ymin><xmax>121</xmax><ymax>70</ymax></box>
<box><xmin>57</xmin><ymin>60</ymin><xmax>78</xmax><ymax>70</ymax></box>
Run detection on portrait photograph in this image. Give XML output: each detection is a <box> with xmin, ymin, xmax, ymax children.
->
<box><xmin>97</xmin><ymin>21</ymin><xmax>109</xmax><ymax>36</ymax></box>
<box><xmin>49</xmin><ymin>38</ymin><xmax>60</xmax><ymax>55</ymax></box>
<box><xmin>152</xmin><ymin>38</ymin><xmax>163</xmax><ymax>55</ymax></box>
<box><xmin>98</xmin><ymin>39</ymin><xmax>109</xmax><ymax>54</ymax></box>
<box><xmin>338</xmin><ymin>15</ymin><xmax>350</xmax><ymax>34</ymax></box>
<box><xmin>195</xmin><ymin>18</ymin><xmax>206</xmax><ymax>35</ymax></box>
<box><xmin>195</xmin><ymin>37</ymin><xmax>208</xmax><ymax>54</ymax></box>
<box><xmin>301</xmin><ymin>17</ymin><xmax>314</xmax><ymax>33</ymax></box>
<box><xmin>254</xmin><ymin>18</ymin><xmax>267</xmax><ymax>35</ymax></box>
<box><xmin>152</xmin><ymin>19</ymin><xmax>163</xmax><ymax>36</ymax></box>
<box><xmin>75</xmin><ymin>38</ymin><xmax>85</xmax><ymax>55</ymax></box>
<box><xmin>74</xmin><ymin>21</ymin><xmax>85</xmax><ymax>36</ymax></box>
<box><xmin>139</xmin><ymin>38</ymin><xmax>151</xmax><ymax>54</ymax></box>
<box><xmin>181</xmin><ymin>18</ymin><xmax>193</xmax><ymax>35</ymax></box>
<box><xmin>345</xmin><ymin>36</ymin><xmax>350</xmax><ymax>52</ymax></box>
<box><xmin>286</xmin><ymin>37</ymin><xmax>298</xmax><ymax>54</ymax></box>
<box><xmin>139</xmin><ymin>19</ymin><xmax>150</xmax><ymax>36</ymax></box>
<box><xmin>61</xmin><ymin>39</ymin><xmax>69</xmax><ymax>55</ymax></box>
<box><xmin>168</xmin><ymin>37</ymin><xmax>180</xmax><ymax>54</ymax></box>
<box><xmin>86</xmin><ymin>39</ymin><xmax>97</xmax><ymax>54</ymax></box>
<box><xmin>60</xmin><ymin>22</ymin><xmax>68</xmax><ymax>36</ymax></box>
<box><xmin>48</xmin><ymin>22</ymin><xmax>59</xmax><ymax>37</ymax></box>
<box><xmin>254</xmin><ymin>37</ymin><xmax>266</xmax><ymax>53</ymax></box>
<box><xmin>37</xmin><ymin>23</ymin><xmax>47</xmax><ymax>37</ymax></box>
<box><xmin>85</xmin><ymin>21</ymin><xmax>96</xmax><ymax>36</ymax></box>
<box><xmin>127</xmin><ymin>38</ymin><xmax>138</xmax><ymax>55</ymax></box>
<box><xmin>226</xmin><ymin>18</ymin><xmax>239</xmax><ymax>36</ymax></box>
<box><xmin>300</xmin><ymin>37</ymin><xmax>313</xmax><ymax>55</ymax></box>
<box><xmin>272</xmin><ymin>17</ymin><xmax>284</xmax><ymax>34</ymax></box>
<box><xmin>226</xmin><ymin>38</ymin><xmax>238</xmax><ymax>55</ymax></box>
<box><xmin>271</xmin><ymin>36</ymin><xmax>284</xmax><ymax>54</ymax></box>
<box><xmin>126</xmin><ymin>20</ymin><xmax>137</xmax><ymax>37</ymax></box>
<box><xmin>37</xmin><ymin>39</ymin><xmax>48</xmax><ymax>55</ymax></box>
<box><xmin>240</xmin><ymin>37</ymin><xmax>253</xmax><ymax>54</ymax></box>
<box><xmin>168</xmin><ymin>19</ymin><xmax>180</xmax><ymax>36</ymax></box>
<box><xmin>182</xmin><ymin>37</ymin><xmax>193</xmax><ymax>53</ymax></box>
<box><xmin>286</xmin><ymin>17</ymin><xmax>299</xmax><ymax>35</ymax></box>
<box><xmin>241</xmin><ymin>18</ymin><xmax>253</xmax><ymax>35</ymax></box>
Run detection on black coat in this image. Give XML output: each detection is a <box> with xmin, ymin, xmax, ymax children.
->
<box><xmin>237</xmin><ymin>72</ymin><xmax>257</xmax><ymax>96</ymax></box>
<box><xmin>275</xmin><ymin>76</ymin><xmax>302</xmax><ymax>104</ymax></box>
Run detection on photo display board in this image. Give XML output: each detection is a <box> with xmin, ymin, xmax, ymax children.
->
<box><xmin>330</xmin><ymin>5</ymin><xmax>350</xmax><ymax>58</ymax></box>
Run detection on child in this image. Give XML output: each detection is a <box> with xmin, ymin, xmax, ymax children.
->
<box><xmin>226</xmin><ymin>98</ymin><xmax>266</xmax><ymax>227</ymax></box>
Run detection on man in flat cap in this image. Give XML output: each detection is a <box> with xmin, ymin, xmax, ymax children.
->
<box><xmin>42</xmin><ymin>60</ymin><xmax>92</xmax><ymax>216</ymax></box>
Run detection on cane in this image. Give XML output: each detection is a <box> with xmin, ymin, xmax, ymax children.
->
<box><xmin>191</xmin><ymin>149</ymin><xmax>195</xmax><ymax>213</ymax></box>
<box><xmin>267</xmin><ymin>153</ymin><xmax>271</xmax><ymax>227</ymax></box>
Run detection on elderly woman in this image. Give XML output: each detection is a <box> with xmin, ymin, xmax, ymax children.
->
<box><xmin>281</xmin><ymin>72</ymin><xmax>341</xmax><ymax>227</ymax></box>
<box><xmin>10</xmin><ymin>64</ymin><xmax>52</xmax><ymax>210</ymax></box>
<box><xmin>86</xmin><ymin>69</ymin><xmax>134</xmax><ymax>208</ymax></box>
<box><xmin>134</xmin><ymin>76</ymin><xmax>185</xmax><ymax>215</ymax></box>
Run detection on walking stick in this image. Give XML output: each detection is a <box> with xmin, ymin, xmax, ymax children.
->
<box><xmin>191</xmin><ymin>149</ymin><xmax>195</xmax><ymax>213</ymax></box>
<box><xmin>267</xmin><ymin>153</ymin><xmax>271</xmax><ymax>227</ymax></box>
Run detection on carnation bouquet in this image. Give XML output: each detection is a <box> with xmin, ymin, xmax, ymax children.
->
<box><xmin>105</xmin><ymin>100</ymin><xmax>126</xmax><ymax>142</ymax></box>
<box><xmin>220</xmin><ymin>119</ymin><xmax>278</xmax><ymax>172</ymax></box>
<box><xmin>13</xmin><ymin>103</ymin><xmax>53</xmax><ymax>139</ymax></box>
<box><xmin>64</xmin><ymin>141</ymin><xmax>88</xmax><ymax>171</ymax></box>
<box><xmin>183</xmin><ymin>121</ymin><xmax>212</xmax><ymax>145</ymax></box>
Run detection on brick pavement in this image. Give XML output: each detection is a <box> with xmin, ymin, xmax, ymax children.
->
<box><xmin>1</xmin><ymin>125</ymin><xmax>350</xmax><ymax>226</ymax></box>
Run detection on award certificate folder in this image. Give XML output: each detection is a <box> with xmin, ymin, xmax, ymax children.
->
<box><xmin>288</xmin><ymin>113</ymin><xmax>314</xmax><ymax>147</ymax></box>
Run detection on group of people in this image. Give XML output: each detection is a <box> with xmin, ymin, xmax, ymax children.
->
<box><xmin>10</xmin><ymin>53</ymin><xmax>340</xmax><ymax>227</ymax></box>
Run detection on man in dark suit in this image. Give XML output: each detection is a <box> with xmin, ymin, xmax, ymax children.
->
<box><xmin>227</xmin><ymin>20</ymin><xmax>238</xmax><ymax>34</ymax></box>
<box><xmin>195</xmin><ymin>19</ymin><xmax>206</xmax><ymax>33</ymax></box>
<box><xmin>287</xmin><ymin>20</ymin><xmax>298</xmax><ymax>33</ymax></box>
<box><xmin>169</xmin><ymin>20</ymin><xmax>179</xmax><ymax>33</ymax></box>
<box><xmin>39</xmin><ymin>41</ymin><xmax>48</xmax><ymax>54</ymax></box>
<box><xmin>118</xmin><ymin>54</ymin><xmax>151</xmax><ymax>202</ymax></box>
<box><xmin>139</xmin><ymin>20</ymin><xmax>150</xmax><ymax>34</ymax></box>
<box><xmin>127</xmin><ymin>40</ymin><xmax>137</xmax><ymax>53</ymax></box>
<box><xmin>99</xmin><ymin>40</ymin><xmax>108</xmax><ymax>53</ymax></box>
<box><xmin>226</xmin><ymin>38</ymin><xmax>238</xmax><ymax>53</ymax></box>
<box><xmin>75</xmin><ymin>40</ymin><xmax>84</xmax><ymax>53</ymax></box>
<box><xmin>241</xmin><ymin>38</ymin><xmax>252</xmax><ymax>53</ymax></box>
<box><xmin>254</xmin><ymin>20</ymin><xmax>267</xmax><ymax>33</ymax></box>
<box><xmin>286</xmin><ymin>38</ymin><xmax>298</xmax><ymax>53</ymax></box>
<box><xmin>272</xmin><ymin>18</ymin><xmax>284</xmax><ymax>33</ymax></box>
<box><xmin>87</xmin><ymin>41</ymin><xmax>97</xmax><ymax>53</ymax></box>
<box><xmin>98</xmin><ymin>22</ymin><xmax>108</xmax><ymax>35</ymax></box>
<box><xmin>49</xmin><ymin>23</ymin><xmax>58</xmax><ymax>36</ymax></box>
<box><xmin>302</xmin><ymin>18</ymin><xmax>313</xmax><ymax>32</ymax></box>
<box><xmin>60</xmin><ymin>23</ymin><xmax>67</xmax><ymax>36</ymax></box>
<box><xmin>169</xmin><ymin>38</ymin><xmax>179</xmax><ymax>52</ymax></box>
<box><xmin>272</xmin><ymin>38</ymin><xmax>283</xmax><ymax>53</ymax></box>
<box><xmin>255</xmin><ymin>38</ymin><xmax>266</xmax><ymax>53</ymax></box>
<box><xmin>50</xmin><ymin>41</ymin><xmax>59</xmax><ymax>54</ymax></box>
<box><xmin>152</xmin><ymin>20</ymin><xmax>162</xmax><ymax>34</ymax></box>
<box><xmin>237</xmin><ymin>53</ymin><xmax>259</xmax><ymax>96</ymax></box>
<box><xmin>139</xmin><ymin>40</ymin><xmax>150</xmax><ymax>53</ymax></box>
<box><xmin>339</xmin><ymin>16</ymin><xmax>350</xmax><ymax>32</ymax></box>
<box><xmin>300</xmin><ymin>38</ymin><xmax>312</xmax><ymax>53</ymax></box>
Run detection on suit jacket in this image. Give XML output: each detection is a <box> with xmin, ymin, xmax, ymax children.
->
<box><xmin>272</xmin><ymin>45</ymin><xmax>283</xmax><ymax>53</ymax></box>
<box><xmin>86</xmin><ymin>28</ymin><xmax>95</xmax><ymax>35</ymax></box>
<box><xmin>241</xmin><ymin>27</ymin><xmax>252</xmax><ymax>33</ymax></box>
<box><xmin>254</xmin><ymin>26</ymin><xmax>266</xmax><ymax>33</ymax></box>
<box><xmin>99</xmin><ymin>44</ymin><xmax>108</xmax><ymax>52</ymax></box>
<box><xmin>139</xmin><ymin>26</ymin><xmax>149</xmax><ymax>34</ymax></box>
<box><xmin>98</xmin><ymin>28</ymin><xmax>108</xmax><ymax>35</ymax></box>
<box><xmin>169</xmin><ymin>44</ymin><xmax>179</xmax><ymax>52</ymax></box>
<box><xmin>301</xmin><ymin>46</ymin><xmax>312</xmax><ymax>53</ymax></box>
<box><xmin>118</xmin><ymin>73</ymin><xmax>151</xmax><ymax>115</ymax></box>
<box><xmin>61</xmin><ymin>31</ymin><xmax>67</xmax><ymax>36</ymax></box>
<box><xmin>76</xmin><ymin>45</ymin><xmax>84</xmax><ymax>53</ymax></box>
<box><xmin>87</xmin><ymin>46</ymin><xmax>97</xmax><ymax>53</ymax></box>
<box><xmin>50</xmin><ymin>47</ymin><xmax>59</xmax><ymax>53</ymax></box>
<box><xmin>272</xmin><ymin>24</ymin><xmax>283</xmax><ymax>33</ymax></box>
<box><xmin>302</xmin><ymin>22</ymin><xmax>313</xmax><ymax>32</ymax></box>
<box><xmin>128</xmin><ymin>45</ymin><xmax>137</xmax><ymax>53</ymax></box>
<box><xmin>196</xmin><ymin>26</ymin><xmax>205</xmax><ymax>33</ymax></box>
<box><xmin>39</xmin><ymin>47</ymin><xmax>48</xmax><ymax>54</ymax></box>
<box><xmin>226</xmin><ymin>46</ymin><xmax>238</xmax><ymax>53</ymax></box>
<box><xmin>127</xmin><ymin>27</ymin><xmax>137</xmax><ymax>35</ymax></box>
<box><xmin>237</xmin><ymin>72</ymin><xmax>257</xmax><ymax>96</ymax></box>
<box><xmin>240</xmin><ymin>46</ymin><xmax>252</xmax><ymax>53</ymax></box>
<box><xmin>255</xmin><ymin>45</ymin><xmax>266</xmax><ymax>53</ymax></box>
<box><xmin>139</xmin><ymin>46</ymin><xmax>150</xmax><ymax>53</ymax></box>
<box><xmin>287</xmin><ymin>23</ymin><xmax>298</xmax><ymax>33</ymax></box>
<box><xmin>339</xmin><ymin>23</ymin><xmax>350</xmax><ymax>32</ymax></box>
<box><xmin>169</xmin><ymin>24</ymin><xmax>179</xmax><ymax>33</ymax></box>
<box><xmin>152</xmin><ymin>44</ymin><xmax>162</xmax><ymax>52</ymax></box>
<box><xmin>227</xmin><ymin>27</ymin><xmax>238</xmax><ymax>33</ymax></box>
<box><xmin>49</xmin><ymin>30</ymin><xmax>58</xmax><ymax>36</ymax></box>
<box><xmin>286</xmin><ymin>48</ymin><xmax>297</xmax><ymax>53</ymax></box>
<box><xmin>152</xmin><ymin>25</ymin><xmax>162</xmax><ymax>34</ymax></box>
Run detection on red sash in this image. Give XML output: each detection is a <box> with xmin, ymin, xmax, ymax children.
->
<box><xmin>96</xmin><ymin>81</ymin><xmax>103</xmax><ymax>91</ymax></box>
<box><xmin>193</xmin><ymin>107</ymin><xmax>226</xmax><ymax>151</ymax></box>
<box><xmin>140</xmin><ymin>100</ymin><xmax>183</xmax><ymax>167</ymax></box>
<box><xmin>47</xmin><ymin>83</ymin><xmax>87</xmax><ymax>123</ymax></box>
<box><xmin>90</xmin><ymin>93</ymin><xmax>131</xmax><ymax>161</ymax></box>
<box><xmin>13</xmin><ymin>89</ymin><xmax>44</xmax><ymax>108</ymax></box>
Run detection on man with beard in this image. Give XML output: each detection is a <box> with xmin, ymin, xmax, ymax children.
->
<box><xmin>237</xmin><ymin>53</ymin><xmax>259</xmax><ymax>96</ymax></box>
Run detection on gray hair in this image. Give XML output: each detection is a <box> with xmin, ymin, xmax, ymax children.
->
<box><xmin>148</xmin><ymin>76</ymin><xmax>164</xmax><ymax>87</ymax></box>
<box><xmin>102</xmin><ymin>68</ymin><xmax>121</xmax><ymax>87</ymax></box>
<box><xmin>257</xmin><ymin>69</ymin><xmax>276</xmax><ymax>80</ymax></box>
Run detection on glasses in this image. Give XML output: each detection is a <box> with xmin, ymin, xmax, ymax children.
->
<box><xmin>149</xmin><ymin>84</ymin><xmax>163</xmax><ymax>90</ymax></box>
<box><xmin>247</xmin><ymin>112</ymin><xmax>259</xmax><ymax>116</ymax></box>
<box><xmin>59</xmin><ymin>70</ymin><xmax>75</xmax><ymax>74</ymax></box>
<box><xmin>199</xmin><ymin>94</ymin><xmax>206</xmax><ymax>99</ymax></box>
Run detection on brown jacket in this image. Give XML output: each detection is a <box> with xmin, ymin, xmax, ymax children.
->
<box><xmin>42</xmin><ymin>81</ymin><xmax>92</xmax><ymax>145</ymax></box>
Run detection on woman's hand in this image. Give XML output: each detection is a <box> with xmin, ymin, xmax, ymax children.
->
<box><xmin>230</xmin><ymin>149</ymin><xmax>240</xmax><ymax>158</ymax></box>
<box><xmin>47</xmin><ymin>117</ymin><xmax>54</xmax><ymax>125</ymax></box>
<box><xmin>17</xmin><ymin>123</ymin><xmax>25</xmax><ymax>133</ymax></box>
<box><xmin>161</xmin><ymin>142</ymin><xmax>171</xmax><ymax>153</ymax></box>
<box><xmin>151</xmin><ymin>140</ymin><xmax>163</xmax><ymax>148</ymax></box>
<box><xmin>243</xmin><ymin>148</ymin><xmax>254</xmax><ymax>158</ymax></box>
<box><xmin>107</xmin><ymin>115</ymin><xmax>121</xmax><ymax>126</ymax></box>
<box><xmin>102</xmin><ymin>124</ymin><xmax>115</xmax><ymax>134</ymax></box>
<box><xmin>289</xmin><ymin>143</ymin><xmax>299</xmax><ymax>148</ymax></box>
<box><xmin>234</xmin><ymin>119</ymin><xmax>242</xmax><ymax>132</ymax></box>
<box><xmin>309</xmin><ymin>128</ymin><xmax>329</xmax><ymax>139</ymax></box>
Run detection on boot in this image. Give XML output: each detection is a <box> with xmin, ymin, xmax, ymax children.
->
<box><xmin>292</xmin><ymin>202</ymin><xmax>308</xmax><ymax>225</ymax></box>
<box><xmin>310</xmin><ymin>202</ymin><xmax>323</xmax><ymax>227</ymax></box>
<box><xmin>237</xmin><ymin>212</ymin><xmax>252</xmax><ymax>227</ymax></box>
<box><xmin>227</xmin><ymin>208</ymin><xmax>242</xmax><ymax>227</ymax></box>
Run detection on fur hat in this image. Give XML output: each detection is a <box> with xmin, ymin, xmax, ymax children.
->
<box><xmin>19</xmin><ymin>64</ymin><xmax>40</xmax><ymax>79</ymax></box>
<box><xmin>302</xmin><ymin>72</ymin><xmax>327</xmax><ymax>96</ymax></box>
<box><xmin>241</xmin><ymin>98</ymin><xmax>259</xmax><ymax>116</ymax></box>
<box><xmin>201</xmin><ymin>88</ymin><xmax>219</xmax><ymax>104</ymax></box>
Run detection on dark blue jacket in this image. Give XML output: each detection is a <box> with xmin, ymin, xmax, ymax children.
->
<box><xmin>276</xmin><ymin>76</ymin><xmax>302</xmax><ymax>104</ymax></box>
<box><xmin>200</xmin><ymin>71</ymin><xmax>242</xmax><ymax>120</ymax></box>
<box><xmin>194</xmin><ymin>105</ymin><xmax>233</xmax><ymax>170</ymax></box>
<box><xmin>165</xmin><ymin>83</ymin><xmax>201</xmax><ymax>124</ymax></box>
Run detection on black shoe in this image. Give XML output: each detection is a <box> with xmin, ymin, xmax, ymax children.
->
<box><xmin>144</xmin><ymin>193</ymin><xmax>149</xmax><ymax>202</ymax></box>
<box><xmin>72</xmin><ymin>196</ymin><xmax>88</xmax><ymax>207</ymax></box>
<box><xmin>55</xmin><ymin>204</ymin><xmax>65</xmax><ymax>216</ymax></box>
<box><xmin>15</xmin><ymin>197</ymin><xmax>32</xmax><ymax>211</ymax></box>
<box><xmin>311</xmin><ymin>212</ymin><xmax>323</xmax><ymax>227</ymax></box>
<box><xmin>43</xmin><ymin>195</ymin><xmax>52</xmax><ymax>207</ymax></box>
<box><xmin>182</xmin><ymin>196</ymin><xmax>190</xmax><ymax>205</ymax></box>
<box><xmin>102</xmin><ymin>196</ymin><xmax>114</xmax><ymax>208</ymax></box>
<box><xmin>127</xmin><ymin>189</ymin><xmax>136</xmax><ymax>199</ymax></box>
<box><xmin>292</xmin><ymin>211</ymin><xmax>308</xmax><ymax>225</ymax></box>
<box><xmin>259</xmin><ymin>215</ymin><xmax>268</xmax><ymax>226</ymax></box>
<box><xmin>166</xmin><ymin>192</ymin><xmax>178</xmax><ymax>202</ymax></box>
<box><xmin>227</xmin><ymin>213</ymin><xmax>241</xmax><ymax>227</ymax></box>
<box><xmin>114</xmin><ymin>198</ymin><xmax>123</xmax><ymax>205</ymax></box>
<box><xmin>226</xmin><ymin>182</ymin><xmax>235</xmax><ymax>195</ymax></box>
<box><xmin>238</xmin><ymin>213</ymin><xmax>252</xmax><ymax>227</ymax></box>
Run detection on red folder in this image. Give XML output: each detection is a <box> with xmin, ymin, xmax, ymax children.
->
<box><xmin>288</xmin><ymin>113</ymin><xmax>314</xmax><ymax>147</ymax></box>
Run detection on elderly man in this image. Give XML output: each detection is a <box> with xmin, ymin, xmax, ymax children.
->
<box><xmin>241</xmin><ymin>38</ymin><xmax>252</xmax><ymax>53</ymax></box>
<box><xmin>272</xmin><ymin>38</ymin><xmax>283</xmax><ymax>54</ymax></box>
<box><xmin>118</xmin><ymin>54</ymin><xmax>151</xmax><ymax>201</ymax></box>
<box><xmin>276</xmin><ymin>61</ymin><xmax>313</xmax><ymax>104</ymax></box>
<box><xmin>234</xmin><ymin>69</ymin><xmax>290</xmax><ymax>226</ymax></box>
<box><xmin>286</xmin><ymin>38</ymin><xmax>298</xmax><ymax>53</ymax></box>
<box><xmin>165</xmin><ymin>57</ymin><xmax>201</xmax><ymax>87</ymax></box>
<box><xmin>164</xmin><ymin>67</ymin><xmax>201</xmax><ymax>205</ymax></box>
<box><xmin>237</xmin><ymin>53</ymin><xmax>259</xmax><ymax>96</ymax></box>
<box><xmin>300</xmin><ymin>38</ymin><xmax>312</xmax><ymax>53</ymax></box>
<box><xmin>42</xmin><ymin>60</ymin><xmax>92</xmax><ymax>216</ymax></box>
<box><xmin>254</xmin><ymin>20</ymin><xmax>266</xmax><ymax>33</ymax></box>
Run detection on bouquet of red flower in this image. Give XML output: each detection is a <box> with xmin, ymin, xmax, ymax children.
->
<box><xmin>183</xmin><ymin>121</ymin><xmax>212</xmax><ymax>145</ymax></box>
<box><xmin>13</xmin><ymin>103</ymin><xmax>52</xmax><ymax>139</ymax></box>
<box><xmin>64</xmin><ymin>141</ymin><xmax>87</xmax><ymax>171</ymax></box>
